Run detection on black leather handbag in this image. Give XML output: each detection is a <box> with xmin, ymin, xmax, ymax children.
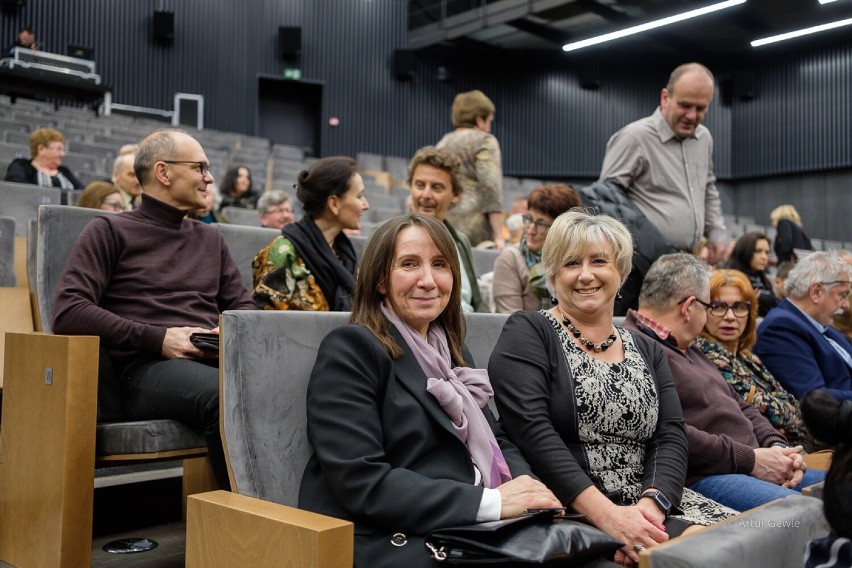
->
<box><xmin>424</xmin><ymin>511</ymin><xmax>622</xmax><ymax>564</ymax></box>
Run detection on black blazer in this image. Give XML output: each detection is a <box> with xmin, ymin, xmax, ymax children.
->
<box><xmin>299</xmin><ymin>323</ymin><xmax>532</xmax><ymax>568</ymax></box>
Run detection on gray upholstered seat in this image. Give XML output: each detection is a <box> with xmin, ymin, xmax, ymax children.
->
<box><xmin>0</xmin><ymin>180</ymin><xmax>63</xmax><ymax>236</ymax></box>
<box><xmin>471</xmin><ymin>247</ymin><xmax>500</xmax><ymax>278</ymax></box>
<box><xmin>216</xmin><ymin>223</ymin><xmax>279</xmax><ymax>292</ymax></box>
<box><xmin>221</xmin><ymin>206</ymin><xmax>262</xmax><ymax>227</ymax></box>
<box><xmin>219</xmin><ymin>310</ymin><xmax>510</xmax><ymax>506</ymax></box>
<box><xmin>0</xmin><ymin>215</ymin><xmax>15</xmax><ymax>287</ymax></box>
<box><xmin>96</xmin><ymin>419</ymin><xmax>205</xmax><ymax>455</ymax></box>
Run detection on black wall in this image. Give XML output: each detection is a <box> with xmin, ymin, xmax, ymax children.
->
<box><xmin>3</xmin><ymin>0</ymin><xmax>850</xmax><ymax>239</ymax></box>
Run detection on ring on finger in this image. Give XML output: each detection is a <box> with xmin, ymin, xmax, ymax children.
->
<box><xmin>633</xmin><ymin>544</ymin><xmax>646</xmax><ymax>552</ymax></box>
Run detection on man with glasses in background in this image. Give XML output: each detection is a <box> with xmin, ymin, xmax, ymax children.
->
<box><xmin>52</xmin><ymin>129</ymin><xmax>255</xmax><ymax>489</ymax></box>
<box><xmin>622</xmin><ymin>253</ymin><xmax>825</xmax><ymax>512</ymax></box>
<box><xmin>755</xmin><ymin>251</ymin><xmax>852</xmax><ymax>401</ymax></box>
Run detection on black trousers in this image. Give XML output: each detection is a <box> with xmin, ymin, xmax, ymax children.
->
<box><xmin>122</xmin><ymin>357</ymin><xmax>230</xmax><ymax>489</ymax></box>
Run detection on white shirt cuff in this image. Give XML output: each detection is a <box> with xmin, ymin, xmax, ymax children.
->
<box><xmin>475</xmin><ymin>487</ymin><xmax>502</xmax><ymax>522</ymax></box>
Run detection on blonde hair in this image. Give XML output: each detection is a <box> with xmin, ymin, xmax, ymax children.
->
<box><xmin>770</xmin><ymin>204</ymin><xmax>802</xmax><ymax>226</ymax></box>
<box><xmin>29</xmin><ymin>127</ymin><xmax>65</xmax><ymax>158</ymax></box>
<box><xmin>542</xmin><ymin>209</ymin><xmax>633</xmax><ymax>293</ymax></box>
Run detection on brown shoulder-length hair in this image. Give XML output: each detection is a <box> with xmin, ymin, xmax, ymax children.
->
<box><xmin>701</xmin><ymin>269</ymin><xmax>759</xmax><ymax>355</ymax></box>
<box><xmin>350</xmin><ymin>214</ymin><xmax>466</xmax><ymax>364</ymax></box>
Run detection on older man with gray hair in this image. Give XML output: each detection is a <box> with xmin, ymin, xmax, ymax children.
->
<box><xmin>622</xmin><ymin>253</ymin><xmax>824</xmax><ymax>512</ymax></box>
<box><xmin>257</xmin><ymin>189</ymin><xmax>294</xmax><ymax>229</ymax></box>
<box><xmin>112</xmin><ymin>152</ymin><xmax>142</xmax><ymax>210</ymax></box>
<box><xmin>755</xmin><ymin>252</ymin><xmax>852</xmax><ymax>401</ymax></box>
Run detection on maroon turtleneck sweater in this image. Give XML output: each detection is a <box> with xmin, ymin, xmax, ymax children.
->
<box><xmin>53</xmin><ymin>194</ymin><xmax>254</xmax><ymax>375</ymax></box>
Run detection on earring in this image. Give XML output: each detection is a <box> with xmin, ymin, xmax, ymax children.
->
<box><xmin>616</xmin><ymin>290</ymin><xmax>624</xmax><ymax>303</ymax></box>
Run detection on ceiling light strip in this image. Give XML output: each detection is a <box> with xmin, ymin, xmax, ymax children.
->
<box><xmin>751</xmin><ymin>17</ymin><xmax>852</xmax><ymax>46</ymax></box>
<box><xmin>562</xmin><ymin>0</ymin><xmax>747</xmax><ymax>52</ymax></box>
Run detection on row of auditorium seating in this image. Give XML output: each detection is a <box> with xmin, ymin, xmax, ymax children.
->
<box><xmin>4</xmin><ymin>96</ymin><xmax>848</xmax><ymax>250</ymax></box>
<box><xmin>183</xmin><ymin>308</ymin><xmax>829</xmax><ymax>567</ymax></box>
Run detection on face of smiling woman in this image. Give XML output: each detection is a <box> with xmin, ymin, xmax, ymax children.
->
<box><xmin>378</xmin><ymin>226</ymin><xmax>454</xmax><ymax>338</ymax></box>
<box><xmin>553</xmin><ymin>240</ymin><xmax>621</xmax><ymax>319</ymax></box>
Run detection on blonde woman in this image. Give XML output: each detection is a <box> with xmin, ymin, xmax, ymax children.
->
<box><xmin>770</xmin><ymin>204</ymin><xmax>812</xmax><ymax>263</ymax></box>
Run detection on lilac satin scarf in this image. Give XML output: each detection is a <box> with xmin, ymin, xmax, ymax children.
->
<box><xmin>380</xmin><ymin>304</ymin><xmax>512</xmax><ymax>489</ymax></box>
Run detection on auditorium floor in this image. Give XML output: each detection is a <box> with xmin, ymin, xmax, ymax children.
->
<box><xmin>91</xmin><ymin>523</ymin><xmax>186</xmax><ymax>568</ymax></box>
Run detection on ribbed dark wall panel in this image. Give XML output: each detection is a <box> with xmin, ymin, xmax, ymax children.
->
<box><xmin>731</xmin><ymin>43</ymin><xmax>852</xmax><ymax>177</ymax></box>
<box><xmin>0</xmin><ymin>0</ymin><xmax>844</xmax><ymax>184</ymax></box>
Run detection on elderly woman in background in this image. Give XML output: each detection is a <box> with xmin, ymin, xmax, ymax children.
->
<box><xmin>437</xmin><ymin>90</ymin><xmax>504</xmax><ymax>249</ymax></box>
<box><xmin>770</xmin><ymin>204</ymin><xmax>812</xmax><ymax>263</ymax></box>
<box><xmin>252</xmin><ymin>157</ymin><xmax>368</xmax><ymax>311</ymax></box>
<box><xmin>218</xmin><ymin>165</ymin><xmax>259</xmax><ymax>210</ymax></box>
<box><xmin>489</xmin><ymin>210</ymin><xmax>734</xmax><ymax>566</ymax></box>
<box><xmin>493</xmin><ymin>184</ymin><xmax>582</xmax><ymax>313</ymax></box>
<box><xmin>299</xmin><ymin>214</ymin><xmax>561</xmax><ymax>568</ymax></box>
<box><xmin>695</xmin><ymin>269</ymin><xmax>811</xmax><ymax>449</ymax></box>
<box><xmin>76</xmin><ymin>181</ymin><xmax>125</xmax><ymax>212</ymax></box>
<box><xmin>726</xmin><ymin>232</ymin><xmax>778</xmax><ymax>317</ymax></box>
<box><xmin>4</xmin><ymin>127</ymin><xmax>83</xmax><ymax>190</ymax></box>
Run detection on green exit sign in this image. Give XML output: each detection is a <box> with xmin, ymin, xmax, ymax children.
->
<box><xmin>283</xmin><ymin>68</ymin><xmax>302</xmax><ymax>80</ymax></box>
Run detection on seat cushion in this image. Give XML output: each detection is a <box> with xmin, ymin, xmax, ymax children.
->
<box><xmin>96</xmin><ymin>419</ymin><xmax>206</xmax><ymax>456</ymax></box>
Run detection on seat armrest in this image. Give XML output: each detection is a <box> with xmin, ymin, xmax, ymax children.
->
<box><xmin>639</xmin><ymin>496</ymin><xmax>829</xmax><ymax>568</ymax></box>
<box><xmin>186</xmin><ymin>491</ymin><xmax>354</xmax><ymax>568</ymax></box>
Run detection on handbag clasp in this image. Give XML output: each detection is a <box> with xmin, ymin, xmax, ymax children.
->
<box><xmin>425</xmin><ymin>542</ymin><xmax>448</xmax><ymax>561</ymax></box>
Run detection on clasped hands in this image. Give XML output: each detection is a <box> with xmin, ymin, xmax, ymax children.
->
<box><xmin>752</xmin><ymin>445</ymin><xmax>806</xmax><ymax>488</ymax></box>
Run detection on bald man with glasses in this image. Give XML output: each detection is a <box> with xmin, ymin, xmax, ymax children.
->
<box><xmin>52</xmin><ymin>129</ymin><xmax>254</xmax><ymax>488</ymax></box>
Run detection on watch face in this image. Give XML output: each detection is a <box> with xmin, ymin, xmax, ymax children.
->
<box><xmin>656</xmin><ymin>492</ymin><xmax>672</xmax><ymax>511</ymax></box>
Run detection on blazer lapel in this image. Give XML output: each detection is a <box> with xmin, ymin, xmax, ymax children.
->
<box><xmin>388</xmin><ymin>325</ymin><xmax>464</xmax><ymax>441</ymax></box>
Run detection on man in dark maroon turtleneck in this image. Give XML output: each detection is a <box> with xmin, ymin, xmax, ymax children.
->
<box><xmin>53</xmin><ymin>129</ymin><xmax>254</xmax><ymax>487</ymax></box>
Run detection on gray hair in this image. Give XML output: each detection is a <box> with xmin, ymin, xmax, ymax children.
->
<box><xmin>112</xmin><ymin>152</ymin><xmax>135</xmax><ymax>176</ymax></box>
<box><xmin>134</xmin><ymin>129</ymin><xmax>182</xmax><ymax>187</ymax></box>
<box><xmin>785</xmin><ymin>252</ymin><xmax>850</xmax><ymax>299</ymax></box>
<box><xmin>639</xmin><ymin>253</ymin><xmax>711</xmax><ymax>309</ymax></box>
<box><xmin>257</xmin><ymin>189</ymin><xmax>291</xmax><ymax>214</ymax></box>
<box><xmin>542</xmin><ymin>209</ymin><xmax>633</xmax><ymax>292</ymax></box>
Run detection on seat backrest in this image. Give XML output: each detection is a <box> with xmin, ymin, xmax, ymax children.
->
<box><xmin>350</xmin><ymin>235</ymin><xmax>367</xmax><ymax>262</ymax></box>
<box><xmin>220</xmin><ymin>310</ymin><xmax>510</xmax><ymax>508</ymax></box>
<box><xmin>0</xmin><ymin>216</ymin><xmax>15</xmax><ymax>287</ymax></box>
<box><xmin>215</xmin><ymin>223</ymin><xmax>279</xmax><ymax>292</ymax></box>
<box><xmin>471</xmin><ymin>248</ymin><xmax>500</xmax><ymax>279</ymax></box>
<box><xmin>36</xmin><ymin>205</ymin><xmax>107</xmax><ymax>332</ymax></box>
<box><xmin>221</xmin><ymin>206</ymin><xmax>262</xmax><ymax>227</ymax></box>
<box><xmin>0</xmin><ymin>181</ymin><xmax>63</xmax><ymax>236</ymax></box>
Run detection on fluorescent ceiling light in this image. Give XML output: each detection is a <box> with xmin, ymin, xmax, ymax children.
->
<box><xmin>562</xmin><ymin>0</ymin><xmax>747</xmax><ymax>52</ymax></box>
<box><xmin>751</xmin><ymin>17</ymin><xmax>852</xmax><ymax>46</ymax></box>
<box><xmin>818</xmin><ymin>0</ymin><xmax>838</xmax><ymax>4</ymax></box>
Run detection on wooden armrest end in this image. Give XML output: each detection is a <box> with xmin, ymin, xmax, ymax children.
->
<box><xmin>186</xmin><ymin>490</ymin><xmax>353</xmax><ymax>568</ymax></box>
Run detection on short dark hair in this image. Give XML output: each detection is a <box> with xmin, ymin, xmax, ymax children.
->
<box><xmin>527</xmin><ymin>184</ymin><xmax>582</xmax><ymax>220</ymax></box>
<box><xmin>407</xmin><ymin>146</ymin><xmax>462</xmax><ymax>196</ymax></box>
<box><xmin>350</xmin><ymin>214</ymin><xmax>465</xmax><ymax>364</ymax></box>
<box><xmin>296</xmin><ymin>157</ymin><xmax>358</xmax><ymax>218</ymax></box>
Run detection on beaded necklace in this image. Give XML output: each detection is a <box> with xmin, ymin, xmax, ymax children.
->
<box><xmin>556</xmin><ymin>306</ymin><xmax>617</xmax><ymax>353</ymax></box>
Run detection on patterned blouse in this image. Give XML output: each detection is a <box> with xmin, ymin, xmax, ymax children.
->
<box><xmin>436</xmin><ymin>128</ymin><xmax>503</xmax><ymax>246</ymax></box>
<box><xmin>695</xmin><ymin>336</ymin><xmax>810</xmax><ymax>448</ymax></box>
<box><xmin>251</xmin><ymin>236</ymin><xmax>330</xmax><ymax>311</ymax></box>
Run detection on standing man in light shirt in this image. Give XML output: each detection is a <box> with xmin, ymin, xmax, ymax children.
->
<box><xmin>600</xmin><ymin>62</ymin><xmax>727</xmax><ymax>265</ymax></box>
<box><xmin>112</xmin><ymin>152</ymin><xmax>143</xmax><ymax>210</ymax></box>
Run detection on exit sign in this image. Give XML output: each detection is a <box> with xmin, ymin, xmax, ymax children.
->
<box><xmin>283</xmin><ymin>68</ymin><xmax>302</xmax><ymax>80</ymax></box>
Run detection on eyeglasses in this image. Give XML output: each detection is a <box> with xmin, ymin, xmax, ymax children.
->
<box><xmin>821</xmin><ymin>281</ymin><xmax>851</xmax><ymax>299</ymax></box>
<box><xmin>161</xmin><ymin>160</ymin><xmax>212</xmax><ymax>176</ymax></box>
<box><xmin>522</xmin><ymin>214</ymin><xmax>552</xmax><ymax>232</ymax></box>
<box><xmin>705</xmin><ymin>301</ymin><xmax>752</xmax><ymax>318</ymax></box>
<box><xmin>101</xmin><ymin>200</ymin><xmax>125</xmax><ymax>211</ymax></box>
